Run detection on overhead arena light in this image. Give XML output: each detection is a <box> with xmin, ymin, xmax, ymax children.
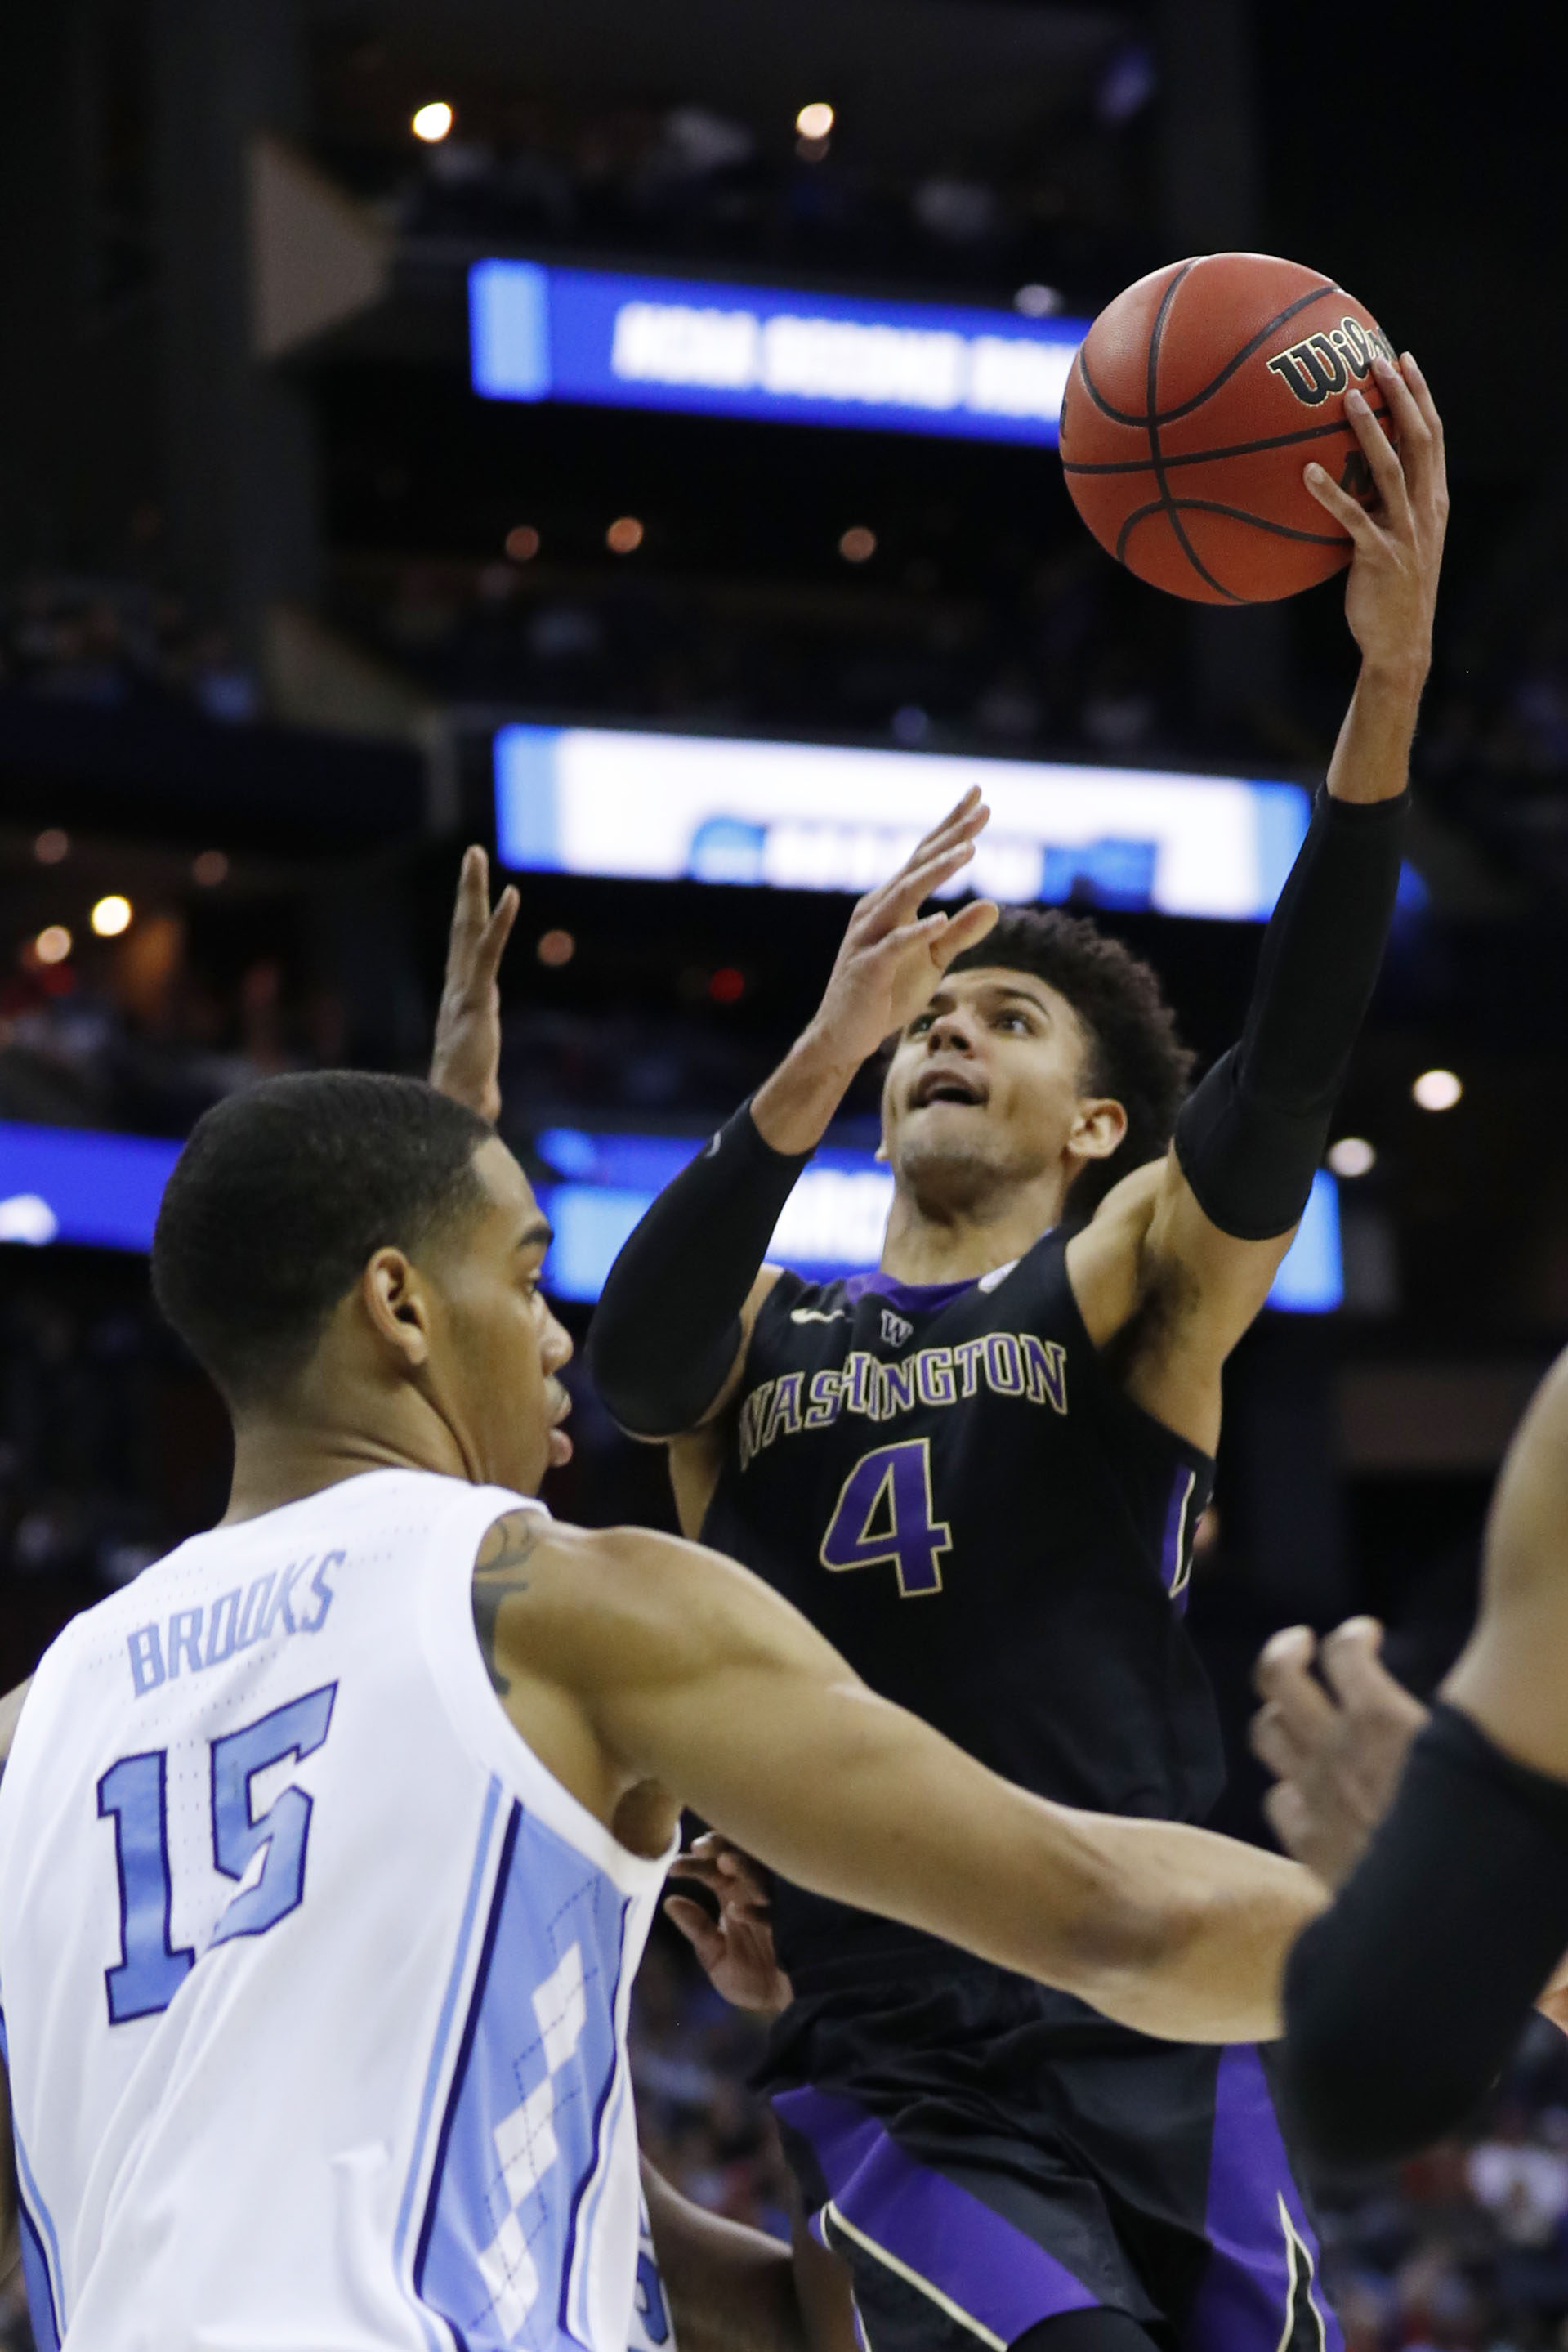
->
<box><xmin>469</xmin><ymin>258</ymin><xmax>1088</xmax><ymax>445</ymax></box>
<box><xmin>494</xmin><ymin>723</ymin><xmax>1311</xmax><ymax>923</ymax></box>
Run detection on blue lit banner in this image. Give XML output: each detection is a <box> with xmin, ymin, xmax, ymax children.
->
<box><xmin>496</xmin><ymin>723</ymin><xmax>1309</xmax><ymax>922</ymax></box>
<box><xmin>0</xmin><ymin>1117</ymin><xmax>1339</xmax><ymax>1317</ymax></box>
<box><xmin>470</xmin><ymin>259</ymin><xmax>1086</xmax><ymax>443</ymax></box>
<box><xmin>536</xmin><ymin>1129</ymin><xmax>1342</xmax><ymax>1315</ymax></box>
<box><xmin>0</xmin><ymin>1122</ymin><xmax>180</xmax><ymax>1252</ymax></box>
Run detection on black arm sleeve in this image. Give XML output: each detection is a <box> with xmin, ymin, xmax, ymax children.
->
<box><xmin>1173</xmin><ymin>786</ymin><xmax>1409</xmax><ymax>1239</ymax></box>
<box><xmin>586</xmin><ymin>1102</ymin><xmax>813</xmax><ymax>1438</ymax></box>
<box><xmin>1280</xmin><ymin>1702</ymin><xmax>1568</xmax><ymax>2169</ymax></box>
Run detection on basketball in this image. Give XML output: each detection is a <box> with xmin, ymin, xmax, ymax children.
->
<box><xmin>1058</xmin><ymin>252</ymin><xmax>1396</xmax><ymax>605</ymax></box>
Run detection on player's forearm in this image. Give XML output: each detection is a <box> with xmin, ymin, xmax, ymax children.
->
<box><xmin>1325</xmin><ymin>659</ymin><xmax>1425</xmax><ymax>806</ymax></box>
<box><xmin>587</xmin><ymin>1107</ymin><xmax>808</xmax><ymax>1437</ymax></box>
<box><xmin>1061</xmin><ymin>1812</ymin><xmax>1325</xmax><ymax>2041</ymax></box>
<box><xmin>1171</xmin><ymin>778</ymin><xmax>1409</xmax><ymax>1242</ymax></box>
<box><xmin>750</xmin><ymin>1026</ymin><xmax>862</xmax><ymax>1156</ymax></box>
<box><xmin>642</xmin><ymin>2159</ymin><xmax>810</xmax><ymax>2352</ymax></box>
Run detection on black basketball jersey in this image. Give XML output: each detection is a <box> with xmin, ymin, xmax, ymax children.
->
<box><xmin>699</xmin><ymin>1223</ymin><xmax>1222</xmax><ymax>1987</ymax></box>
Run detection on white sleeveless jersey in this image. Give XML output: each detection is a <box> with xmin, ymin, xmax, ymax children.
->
<box><xmin>0</xmin><ymin>1468</ymin><xmax>677</xmax><ymax>2352</ymax></box>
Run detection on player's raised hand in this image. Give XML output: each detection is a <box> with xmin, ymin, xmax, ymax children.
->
<box><xmin>805</xmin><ymin>788</ymin><xmax>999</xmax><ymax>1071</ymax></box>
<box><xmin>751</xmin><ymin>790</ymin><xmax>999</xmax><ymax>1153</ymax></box>
<box><xmin>1303</xmin><ymin>351</ymin><xmax>1448</xmax><ymax>686</ymax></box>
<box><xmin>663</xmin><ymin>1834</ymin><xmax>793</xmax><ymax>2016</ymax></box>
<box><xmin>427</xmin><ymin>846</ymin><xmax>520</xmax><ymax>1124</ymax></box>
<box><xmin>1250</xmin><ymin>1617</ymin><xmax>1428</xmax><ymax>1889</ymax></box>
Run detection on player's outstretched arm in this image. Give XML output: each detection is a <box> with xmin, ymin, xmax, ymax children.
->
<box><xmin>1279</xmin><ymin>1348</ymin><xmax>1568</xmax><ymax>2163</ymax></box>
<box><xmin>480</xmin><ymin>1518</ymin><xmax>1323</xmax><ymax>2043</ymax></box>
<box><xmin>641</xmin><ymin>2158</ymin><xmax>850</xmax><ymax>2352</ymax></box>
<box><xmin>1070</xmin><ymin>355</ymin><xmax>1447</xmax><ymax>1451</ymax></box>
<box><xmin>587</xmin><ymin>793</ymin><xmax>998</xmax><ymax>1441</ymax></box>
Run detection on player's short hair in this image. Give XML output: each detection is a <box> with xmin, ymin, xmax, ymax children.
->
<box><xmin>946</xmin><ymin>908</ymin><xmax>1195</xmax><ymax>1216</ymax></box>
<box><xmin>152</xmin><ymin>1071</ymin><xmax>494</xmax><ymax>1406</ymax></box>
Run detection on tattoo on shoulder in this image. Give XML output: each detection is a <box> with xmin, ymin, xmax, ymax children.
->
<box><xmin>471</xmin><ymin>1512</ymin><xmax>545</xmax><ymax>1697</ymax></box>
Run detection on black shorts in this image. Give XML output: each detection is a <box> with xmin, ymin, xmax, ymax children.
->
<box><xmin>762</xmin><ymin>1970</ymin><xmax>1339</xmax><ymax>2352</ymax></box>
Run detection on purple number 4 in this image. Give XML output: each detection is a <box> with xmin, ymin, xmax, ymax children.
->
<box><xmin>819</xmin><ymin>1439</ymin><xmax>952</xmax><ymax>1598</ymax></box>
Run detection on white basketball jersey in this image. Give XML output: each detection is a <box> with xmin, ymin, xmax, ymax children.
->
<box><xmin>0</xmin><ymin>1467</ymin><xmax>676</xmax><ymax>2352</ymax></box>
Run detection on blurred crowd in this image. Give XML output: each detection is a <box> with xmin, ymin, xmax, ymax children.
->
<box><xmin>1316</xmin><ymin>2015</ymin><xmax>1568</xmax><ymax>2352</ymax></box>
<box><xmin>0</xmin><ymin>574</ymin><xmax>258</xmax><ymax>725</ymax></box>
<box><xmin>330</xmin><ymin>73</ymin><xmax>1156</xmax><ymax>309</ymax></box>
<box><xmin>630</xmin><ymin>1927</ymin><xmax>794</xmax><ymax>2243</ymax></box>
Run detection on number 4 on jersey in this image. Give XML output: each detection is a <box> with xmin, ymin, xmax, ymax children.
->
<box><xmin>820</xmin><ymin>1438</ymin><xmax>951</xmax><ymax>1598</ymax></box>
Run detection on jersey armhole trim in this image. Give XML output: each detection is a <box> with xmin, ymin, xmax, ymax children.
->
<box><xmin>418</xmin><ymin>1485</ymin><xmax>674</xmax><ymax>1901</ymax></box>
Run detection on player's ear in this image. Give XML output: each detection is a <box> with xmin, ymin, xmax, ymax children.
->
<box><xmin>360</xmin><ymin>1247</ymin><xmax>433</xmax><ymax>1368</ymax></box>
<box><xmin>1067</xmin><ymin>1097</ymin><xmax>1128</xmax><ymax>1165</ymax></box>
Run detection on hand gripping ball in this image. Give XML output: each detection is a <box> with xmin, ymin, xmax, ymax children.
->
<box><xmin>1058</xmin><ymin>252</ymin><xmax>1396</xmax><ymax>603</ymax></box>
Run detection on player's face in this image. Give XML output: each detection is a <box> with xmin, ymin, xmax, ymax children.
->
<box><xmin>879</xmin><ymin>968</ymin><xmax>1108</xmax><ymax>1201</ymax></box>
<box><xmin>425</xmin><ymin>1138</ymin><xmax>574</xmax><ymax>1496</ymax></box>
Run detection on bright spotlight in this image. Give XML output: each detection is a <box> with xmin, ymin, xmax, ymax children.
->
<box><xmin>1412</xmin><ymin>1068</ymin><xmax>1462</xmax><ymax>1112</ymax></box>
<box><xmin>91</xmin><ymin>895</ymin><xmax>133</xmax><ymax>937</ymax></box>
<box><xmin>1327</xmin><ymin>1136</ymin><xmax>1376</xmax><ymax>1178</ymax></box>
<box><xmin>34</xmin><ymin>925</ymin><xmax>72</xmax><ymax>965</ymax></box>
<box><xmin>412</xmin><ymin>101</ymin><xmax>454</xmax><ymax>144</ymax></box>
<box><xmin>795</xmin><ymin>102</ymin><xmax>834</xmax><ymax>140</ymax></box>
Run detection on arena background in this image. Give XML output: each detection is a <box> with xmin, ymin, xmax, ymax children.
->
<box><xmin>4</xmin><ymin>3</ymin><xmax>1568</xmax><ymax>2345</ymax></box>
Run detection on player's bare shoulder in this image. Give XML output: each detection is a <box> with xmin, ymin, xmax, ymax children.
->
<box><xmin>1063</xmin><ymin>1154</ymin><xmax>1168</xmax><ymax>1347</ymax></box>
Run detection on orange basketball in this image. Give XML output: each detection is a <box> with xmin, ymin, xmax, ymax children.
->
<box><xmin>1057</xmin><ymin>252</ymin><xmax>1396</xmax><ymax>605</ymax></box>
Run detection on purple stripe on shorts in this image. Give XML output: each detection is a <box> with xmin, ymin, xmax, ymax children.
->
<box><xmin>1183</xmin><ymin>2046</ymin><xmax>1343</xmax><ymax>2352</ymax></box>
<box><xmin>775</xmin><ymin>2084</ymin><xmax>1098</xmax><ymax>2345</ymax></box>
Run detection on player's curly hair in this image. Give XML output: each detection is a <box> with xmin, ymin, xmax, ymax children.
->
<box><xmin>945</xmin><ymin>909</ymin><xmax>1195</xmax><ymax>1218</ymax></box>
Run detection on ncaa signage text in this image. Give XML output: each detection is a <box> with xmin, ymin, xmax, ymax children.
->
<box><xmin>470</xmin><ymin>259</ymin><xmax>1086</xmax><ymax>444</ymax></box>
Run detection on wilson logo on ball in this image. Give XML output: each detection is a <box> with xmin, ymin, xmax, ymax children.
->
<box><xmin>1266</xmin><ymin>317</ymin><xmax>1398</xmax><ymax>407</ymax></box>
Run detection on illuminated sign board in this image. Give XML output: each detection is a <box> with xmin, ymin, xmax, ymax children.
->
<box><xmin>0</xmin><ymin>1122</ymin><xmax>179</xmax><ymax>1251</ymax></box>
<box><xmin>469</xmin><ymin>259</ymin><xmax>1086</xmax><ymax>443</ymax></box>
<box><xmin>534</xmin><ymin>1129</ymin><xmax>1342</xmax><ymax>1313</ymax></box>
<box><xmin>495</xmin><ymin>724</ymin><xmax>1310</xmax><ymax>922</ymax></box>
<box><xmin>2</xmin><ymin>1119</ymin><xmax>1340</xmax><ymax>1312</ymax></box>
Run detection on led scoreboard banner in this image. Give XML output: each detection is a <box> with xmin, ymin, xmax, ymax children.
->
<box><xmin>0</xmin><ymin>1120</ymin><xmax>1342</xmax><ymax>1317</ymax></box>
<box><xmin>532</xmin><ymin>1133</ymin><xmax>1343</xmax><ymax>1315</ymax></box>
<box><xmin>494</xmin><ymin>724</ymin><xmax>1311</xmax><ymax>923</ymax></box>
<box><xmin>470</xmin><ymin>258</ymin><xmax>1087</xmax><ymax>443</ymax></box>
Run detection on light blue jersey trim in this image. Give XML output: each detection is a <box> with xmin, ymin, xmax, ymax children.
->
<box><xmin>570</xmin><ymin>2030</ymin><xmax>633</xmax><ymax>2341</ymax></box>
<box><xmin>394</xmin><ymin>1775</ymin><xmax>504</xmax><ymax>2351</ymax></box>
<box><xmin>565</xmin><ymin>1899</ymin><xmax>632</xmax><ymax>2344</ymax></box>
<box><xmin>11</xmin><ymin>2107</ymin><xmax>66</xmax><ymax>2343</ymax></box>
